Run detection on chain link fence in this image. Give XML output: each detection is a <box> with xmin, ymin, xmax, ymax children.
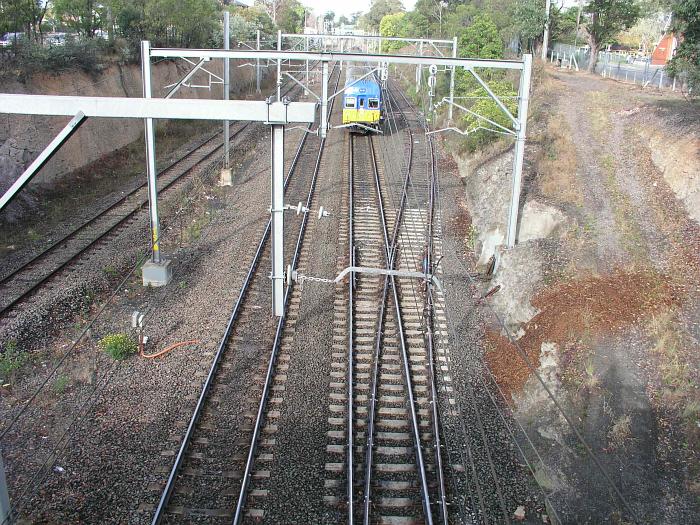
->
<box><xmin>550</xmin><ymin>42</ymin><xmax>689</xmax><ymax>93</ymax></box>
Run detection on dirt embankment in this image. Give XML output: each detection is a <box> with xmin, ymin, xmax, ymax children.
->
<box><xmin>0</xmin><ymin>59</ymin><xmax>262</xmax><ymax>218</ymax></box>
<box><xmin>449</xmin><ymin>63</ymin><xmax>700</xmax><ymax>521</ymax></box>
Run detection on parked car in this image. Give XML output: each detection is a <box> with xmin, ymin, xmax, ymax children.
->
<box><xmin>0</xmin><ymin>32</ymin><xmax>25</xmax><ymax>47</ymax></box>
<box><xmin>45</xmin><ymin>32</ymin><xmax>67</xmax><ymax>46</ymax></box>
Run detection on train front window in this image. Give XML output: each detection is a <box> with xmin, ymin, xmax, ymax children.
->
<box><xmin>368</xmin><ymin>98</ymin><xmax>379</xmax><ymax>109</ymax></box>
<box><xmin>345</xmin><ymin>97</ymin><xmax>356</xmax><ymax>109</ymax></box>
<box><xmin>359</xmin><ymin>98</ymin><xmax>365</xmax><ymax>108</ymax></box>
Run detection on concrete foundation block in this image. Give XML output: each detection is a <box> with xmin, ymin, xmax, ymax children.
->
<box><xmin>142</xmin><ymin>259</ymin><xmax>172</xmax><ymax>287</ymax></box>
<box><xmin>219</xmin><ymin>168</ymin><xmax>232</xmax><ymax>186</ymax></box>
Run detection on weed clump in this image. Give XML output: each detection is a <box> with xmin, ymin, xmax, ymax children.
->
<box><xmin>0</xmin><ymin>340</ymin><xmax>28</xmax><ymax>378</ymax></box>
<box><xmin>99</xmin><ymin>333</ymin><xmax>137</xmax><ymax>360</ymax></box>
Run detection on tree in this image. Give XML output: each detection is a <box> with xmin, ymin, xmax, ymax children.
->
<box><xmin>338</xmin><ymin>15</ymin><xmax>350</xmax><ymax>26</ymax></box>
<box><xmin>359</xmin><ymin>0</ymin><xmax>404</xmax><ymax>32</ymax></box>
<box><xmin>584</xmin><ymin>0</ymin><xmax>642</xmax><ymax>71</ymax></box>
<box><xmin>53</xmin><ymin>0</ymin><xmax>105</xmax><ymax>37</ymax></box>
<box><xmin>667</xmin><ymin>0</ymin><xmax>700</xmax><ymax>94</ymax></box>
<box><xmin>458</xmin><ymin>14</ymin><xmax>504</xmax><ymax>59</ymax></box>
<box><xmin>0</xmin><ymin>0</ymin><xmax>49</xmax><ymax>42</ymax></box>
<box><xmin>276</xmin><ymin>0</ymin><xmax>305</xmax><ymax>34</ymax></box>
<box><xmin>514</xmin><ymin>0</ymin><xmax>547</xmax><ymax>52</ymax></box>
<box><xmin>379</xmin><ymin>12</ymin><xmax>406</xmax><ymax>51</ymax></box>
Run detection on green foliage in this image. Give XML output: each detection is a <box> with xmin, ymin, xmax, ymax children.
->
<box><xmin>514</xmin><ymin>0</ymin><xmax>547</xmax><ymax>51</ymax></box>
<box><xmin>276</xmin><ymin>0</ymin><xmax>305</xmax><ymax>34</ymax></box>
<box><xmin>99</xmin><ymin>333</ymin><xmax>138</xmax><ymax>360</ymax></box>
<box><xmin>228</xmin><ymin>6</ymin><xmax>275</xmax><ymax>41</ymax></box>
<box><xmin>0</xmin><ymin>0</ymin><xmax>48</xmax><ymax>41</ymax></box>
<box><xmin>0</xmin><ymin>341</ymin><xmax>28</xmax><ymax>378</ymax></box>
<box><xmin>360</xmin><ymin>0</ymin><xmax>404</xmax><ymax>32</ymax></box>
<box><xmin>2</xmin><ymin>38</ymin><xmax>110</xmax><ymax>78</ymax></box>
<box><xmin>550</xmin><ymin>6</ymin><xmax>581</xmax><ymax>45</ymax></box>
<box><xmin>54</xmin><ymin>375</ymin><xmax>70</xmax><ymax>394</ymax></box>
<box><xmin>667</xmin><ymin>0</ymin><xmax>700</xmax><ymax>95</ymax></box>
<box><xmin>379</xmin><ymin>12</ymin><xmax>407</xmax><ymax>51</ymax></box>
<box><xmin>53</xmin><ymin>0</ymin><xmax>105</xmax><ymax>37</ymax></box>
<box><xmin>458</xmin><ymin>14</ymin><xmax>504</xmax><ymax>59</ymax></box>
<box><xmin>143</xmin><ymin>0</ymin><xmax>220</xmax><ymax>48</ymax></box>
<box><xmin>461</xmin><ymin>80</ymin><xmax>518</xmax><ymax>152</ymax></box>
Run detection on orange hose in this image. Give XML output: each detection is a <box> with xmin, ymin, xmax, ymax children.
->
<box><xmin>140</xmin><ymin>339</ymin><xmax>200</xmax><ymax>359</ymax></box>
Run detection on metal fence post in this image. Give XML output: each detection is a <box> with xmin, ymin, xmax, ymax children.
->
<box><xmin>448</xmin><ymin>36</ymin><xmax>457</xmax><ymax>122</ymax></box>
<box><xmin>506</xmin><ymin>54</ymin><xmax>532</xmax><ymax>248</ymax></box>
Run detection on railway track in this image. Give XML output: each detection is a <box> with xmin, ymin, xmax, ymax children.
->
<box><xmin>317</xmin><ymin>78</ymin><xmax>452</xmax><ymax>524</ymax></box>
<box><xmin>0</xmin><ymin>69</ymin><xmax>315</xmax><ymax>320</ymax></box>
<box><xmin>150</xmin><ymin>64</ymin><xmax>341</xmax><ymax>524</ymax></box>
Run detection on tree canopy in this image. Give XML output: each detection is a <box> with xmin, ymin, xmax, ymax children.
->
<box><xmin>668</xmin><ymin>0</ymin><xmax>700</xmax><ymax>93</ymax></box>
<box><xmin>584</xmin><ymin>0</ymin><xmax>642</xmax><ymax>70</ymax></box>
<box><xmin>359</xmin><ymin>0</ymin><xmax>404</xmax><ymax>32</ymax></box>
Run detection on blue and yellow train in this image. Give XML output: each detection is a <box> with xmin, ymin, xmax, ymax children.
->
<box><xmin>342</xmin><ymin>67</ymin><xmax>383</xmax><ymax>133</ymax></box>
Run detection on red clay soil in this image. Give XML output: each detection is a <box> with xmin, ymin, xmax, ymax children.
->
<box><xmin>486</xmin><ymin>270</ymin><xmax>680</xmax><ymax>401</ymax></box>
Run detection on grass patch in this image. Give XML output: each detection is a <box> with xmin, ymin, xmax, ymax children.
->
<box><xmin>0</xmin><ymin>340</ymin><xmax>28</xmax><ymax>378</ymax></box>
<box><xmin>99</xmin><ymin>333</ymin><xmax>138</xmax><ymax>360</ymax></box>
<box><xmin>607</xmin><ymin>414</ymin><xmax>632</xmax><ymax>451</ymax></box>
<box><xmin>103</xmin><ymin>264</ymin><xmax>119</xmax><ymax>278</ymax></box>
<box><xmin>535</xmin><ymin>116</ymin><xmax>583</xmax><ymax>208</ymax></box>
<box><xmin>53</xmin><ymin>375</ymin><xmax>70</xmax><ymax>394</ymax></box>
<box><xmin>598</xmin><ymin>153</ymin><xmax>647</xmax><ymax>261</ymax></box>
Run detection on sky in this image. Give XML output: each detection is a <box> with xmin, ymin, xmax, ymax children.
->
<box><xmin>303</xmin><ymin>0</ymin><xmax>417</xmax><ymax>19</ymax></box>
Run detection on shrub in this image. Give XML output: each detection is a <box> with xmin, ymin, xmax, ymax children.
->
<box><xmin>460</xmin><ymin>79</ymin><xmax>518</xmax><ymax>152</ymax></box>
<box><xmin>99</xmin><ymin>333</ymin><xmax>138</xmax><ymax>360</ymax></box>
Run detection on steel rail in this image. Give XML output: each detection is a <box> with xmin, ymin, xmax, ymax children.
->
<box><xmin>424</xmin><ymin>137</ymin><xmax>449</xmax><ymax>525</ymax></box>
<box><xmin>391</xmin><ymin>83</ymin><xmax>450</xmax><ymax>524</ymax></box>
<box><xmin>150</xmin><ymin>96</ymin><xmax>318</xmax><ymax>524</ymax></box>
<box><xmin>359</xmin><ymin>134</ymin><xmax>401</xmax><ymax>524</ymax></box>
<box><xmin>231</xmin><ymin>63</ymin><xmax>342</xmax><ymax>524</ymax></box>
<box><xmin>379</xmin><ymin>89</ymin><xmax>434</xmax><ymax>525</ymax></box>
<box><xmin>394</xmin><ymin>82</ymin><xmax>507</xmax><ymax>525</ymax></box>
<box><xmin>347</xmin><ymin>133</ymin><xmax>355</xmax><ymax>523</ymax></box>
<box><xmin>360</xmin><ymin>83</ymin><xmax>434</xmax><ymax>523</ymax></box>
<box><xmin>0</xmin><ymin>68</ymin><xmax>313</xmax><ymax>319</ymax></box>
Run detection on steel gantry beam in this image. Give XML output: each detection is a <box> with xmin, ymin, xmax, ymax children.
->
<box><xmin>149</xmin><ymin>49</ymin><xmax>524</xmax><ymax>70</ymax></box>
<box><xmin>151</xmin><ymin>47</ymin><xmax>532</xmax><ymax>248</ymax></box>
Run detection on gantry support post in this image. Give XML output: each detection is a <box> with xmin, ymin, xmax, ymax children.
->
<box><xmin>270</xmin><ymin>123</ymin><xmax>285</xmax><ymax>317</ymax></box>
<box><xmin>448</xmin><ymin>36</ymin><xmax>457</xmax><ymax>122</ymax></box>
<box><xmin>141</xmin><ymin>40</ymin><xmax>171</xmax><ymax>285</ymax></box>
<box><xmin>542</xmin><ymin>0</ymin><xmax>551</xmax><ymax>61</ymax></box>
<box><xmin>256</xmin><ymin>30</ymin><xmax>261</xmax><ymax>93</ymax></box>
<box><xmin>276</xmin><ymin>30</ymin><xmax>282</xmax><ymax>101</ymax></box>
<box><xmin>0</xmin><ymin>111</ymin><xmax>86</xmax><ymax>213</ymax></box>
<box><xmin>506</xmin><ymin>53</ymin><xmax>532</xmax><ymax>248</ymax></box>
<box><xmin>0</xmin><ymin>449</ymin><xmax>10</xmax><ymax>525</ymax></box>
<box><xmin>305</xmin><ymin>37</ymin><xmax>309</xmax><ymax>94</ymax></box>
<box><xmin>416</xmin><ymin>41</ymin><xmax>423</xmax><ymax>93</ymax></box>
<box><xmin>222</xmin><ymin>11</ymin><xmax>231</xmax><ymax>170</ymax></box>
<box><xmin>320</xmin><ymin>61</ymin><xmax>329</xmax><ymax>138</ymax></box>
